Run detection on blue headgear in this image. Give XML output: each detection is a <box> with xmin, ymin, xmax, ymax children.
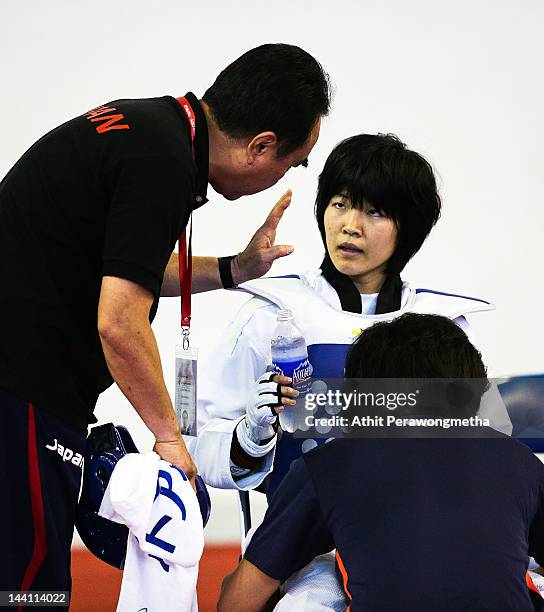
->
<box><xmin>75</xmin><ymin>423</ymin><xmax>211</xmax><ymax>569</ymax></box>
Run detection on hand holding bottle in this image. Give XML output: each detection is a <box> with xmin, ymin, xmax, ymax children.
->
<box><xmin>236</xmin><ymin>371</ymin><xmax>299</xmax><ymax>458</ymax></box>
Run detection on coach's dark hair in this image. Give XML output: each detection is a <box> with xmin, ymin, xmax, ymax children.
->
<box><xmin>203</xmin><ymin>43</ymin><xmax>331</xmax><ymax>156</ymax></box>
<box><xmin>345</xmin><ymin>313</ymin><xmax>488</xmax><ymax>417</ymax></box>
<box><xmin>315</xmin><ymin>134</ymin><xmax>441</xmax><ymax>276</ymax></box>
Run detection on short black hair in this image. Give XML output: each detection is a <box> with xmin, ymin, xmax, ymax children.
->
<box><xmin>346</xmin><ymin>313</ymin><xmax>487</xmax><ymax>379</ymax></box>
<box><xmin>315</xmin><ymin>134</ymin><xmax>441</xmax><ymax>274</ymax></box>
<box><xmin>203</xmin><ymin>43</ymin><xmax>332</xmax><ymax>156</ymax></box>
<box><xmin>345</xmin><ymin>313</ymin><xmax>488</xmax><ymax>417</ymax></box>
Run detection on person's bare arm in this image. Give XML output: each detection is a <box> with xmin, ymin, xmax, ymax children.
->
<box><xmin>218</xmin><ymin>559</ymin><xmax>280</xmax><ymax>612</ymax></box>
<box><xmin>98</xmin><ymin>276</ymin><xmax>196</xmax><ymax>479</ymax></box>
<box><xmin>160</xmin><ymin>190</ymin><xmax>294</xmax><ymax>296</ymax></box>
<box><xmin>160</xmin><ymin>254</ymin><xmax>224</xmax><ymax>296</ymax></box>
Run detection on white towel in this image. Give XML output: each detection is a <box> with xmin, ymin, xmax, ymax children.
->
<box><xmin>99</xmin><ymin>451</ymin><xmax>204</xmax><ymax>611</ymax></box>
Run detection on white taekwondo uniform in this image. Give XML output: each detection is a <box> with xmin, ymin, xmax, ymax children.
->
<box><xmin>187</xmin><ymin>269</ymin><xmax>508</xmax><ymax>497</ymax></box>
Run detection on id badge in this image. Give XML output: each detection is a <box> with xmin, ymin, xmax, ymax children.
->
<box><xmin>174</xmin><ymin>344</ymin><xmax>198</xmax><ymax>437</ymax></box>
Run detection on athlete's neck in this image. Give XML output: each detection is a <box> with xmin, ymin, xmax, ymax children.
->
<box><xmin>351</xmin><ymin>268</ymin><xmax>387</xmax><ymax>294</ymax></box>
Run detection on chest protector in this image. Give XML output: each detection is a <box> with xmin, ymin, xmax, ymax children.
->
<box><xmin>239</xmin><ymin>276</ymin><xmax>494</xmax><ymax>499</ymax></box>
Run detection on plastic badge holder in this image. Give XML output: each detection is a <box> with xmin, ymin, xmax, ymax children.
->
<box><xmin>175</xmin><ymin>344</ymin><xmax>198</xmax><ymax>436</ymax></box>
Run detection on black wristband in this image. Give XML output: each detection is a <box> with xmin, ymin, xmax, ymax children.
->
<box><xmin>231</xmin><ymin>421</ymin><xmax>265</xmax><ymax>469</ymax></box>
<box><xmin>218</xmin><ymin>255</ymin><xmax>237</xmax><ymax>288</ymax></box>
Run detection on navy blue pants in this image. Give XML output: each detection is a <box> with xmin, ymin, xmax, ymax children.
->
<box><xmin>0</xmin><ymin>389</ymin><xmax>86</xmax><ymax>605</ymax></box>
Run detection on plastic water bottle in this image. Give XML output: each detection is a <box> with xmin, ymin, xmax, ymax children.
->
<box><xmin>271</xmin><ymin>309</ymin><xmax>313</xmax><ymax>433</ymax></box>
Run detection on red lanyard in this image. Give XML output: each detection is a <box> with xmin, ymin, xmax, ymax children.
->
<box><xmin>176</xmin><ymin>97</ymin><xmax>196</xmax><ymax>346</ymax></box>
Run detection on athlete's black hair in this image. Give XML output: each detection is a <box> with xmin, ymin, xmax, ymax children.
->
<box><xmin>203</xmin><ymin>43</ymin><xmax>332</xmax><ymax>156</ymax></box>
<box><xmin>315</xmin><ymin>134</ymin><xmax>441</xmax><ymax>276</ymax></box>
<box><xmin>345</xmin><ymin>313</ymin><xmax>488</xmax><ymax>417</ymax></box>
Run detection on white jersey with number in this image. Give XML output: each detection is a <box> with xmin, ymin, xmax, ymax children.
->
<box><xmin>99</xmin><ymin>452</ymin><xmax>203</xmax><ymax>612</ymax></box>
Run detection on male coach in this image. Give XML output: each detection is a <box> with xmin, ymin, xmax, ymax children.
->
<box><xmin>220</xmin><ymin>314</ymin><xmax>544</xmax><ymax>611</ymax></box>
<box><xmin>0</xmin><ymin>43</ymin><xmax>331</xmax><ymax>595</ymax></box>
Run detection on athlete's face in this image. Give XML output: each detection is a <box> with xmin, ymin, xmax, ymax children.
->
<box><xmin>212</xmin><ymin>119</ymin><xmax>321</xmax><ymax>200</ymax></box>
<box><xmin>324</xmin><ymin>195</ymin><xmax>398</xmax><ymax>293</ymax></box>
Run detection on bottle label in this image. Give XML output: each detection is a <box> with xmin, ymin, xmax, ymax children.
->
<box><xmin>272</xmin><ymin>358</ymin><xmax>313</xmax><ymax>393</ymax></box>
<box><xmin>271</xmin><ymin>357</ymin><xmax>313</xmax><ymax>433</ymax></box>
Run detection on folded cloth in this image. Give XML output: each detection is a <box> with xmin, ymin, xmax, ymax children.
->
<box><xmin>99</xmin><ymin>451</ymin><xmax>204</xmax><ymax>611</ymax></box>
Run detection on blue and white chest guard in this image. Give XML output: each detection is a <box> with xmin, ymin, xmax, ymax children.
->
<box><xmin>238</xmin><ymin>273</ymin><xmax>494</xmax><ymax>499</ymax></box>
<box><xmin>239</xmin><ymin>273</ymin><xmax>493</xmax><ymax>379</ymax></box>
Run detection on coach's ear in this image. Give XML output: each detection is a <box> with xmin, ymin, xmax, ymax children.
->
<box><xmin>246</xmin><ymin>132</ymin><xmax>279</xmax><ymax>164</ymax></box>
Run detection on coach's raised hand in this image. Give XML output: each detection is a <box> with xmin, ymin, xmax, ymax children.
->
<box><xmin>231</xmin><ymin>190</ymin><xmax>295</xmax><ymax>285</ymax></box>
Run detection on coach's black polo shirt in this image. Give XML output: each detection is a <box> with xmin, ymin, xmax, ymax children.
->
<box><xmin>0</xmin><ymin>92</ymin><xmax>208</xmax><ymax>429</ymax></box>
<box><xmin>245</xmin><ymin>433</ymin><xmax>544</xmax><ymax>611</ymax></box>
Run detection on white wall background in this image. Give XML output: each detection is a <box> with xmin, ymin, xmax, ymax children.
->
<box><xmin>2</xmin><ymin>0</ymin><xmax>543</xmax><ymax>543</ymax></box>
